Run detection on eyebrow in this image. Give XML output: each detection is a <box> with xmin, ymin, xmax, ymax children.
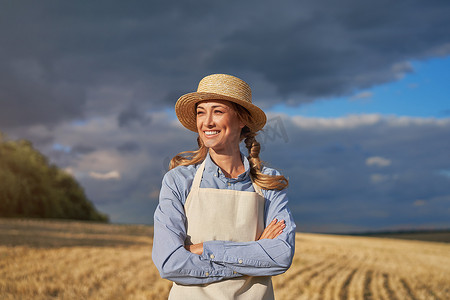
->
<box><xmin>196</xmin><ymin>104</ymin><xmax>227</xmax><ymax>109</ymax></box>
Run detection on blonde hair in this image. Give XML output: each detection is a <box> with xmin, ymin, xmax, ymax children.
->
<box><xmin>169</xmin><ymin>103</ymin><xmax>288</xmax><ymax>191</ymax></box>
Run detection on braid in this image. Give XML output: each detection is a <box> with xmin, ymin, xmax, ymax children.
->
<box><xmin>244</xmin><ymin>131</ymin><xmax>262</xmax><ymax>174</ymax></box>
<box><xmin>242</xmin><ymin>128</ymin><xmax>288</xmax><ymax>190</ymax></box>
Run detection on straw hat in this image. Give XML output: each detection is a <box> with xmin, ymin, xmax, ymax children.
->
<box><xmin>175</xmin><ymin>74</ymin><xmax>267</xmax><ymax>132</ymax></box>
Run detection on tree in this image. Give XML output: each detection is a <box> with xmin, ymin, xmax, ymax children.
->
<box><xmin>0</xmin><ymin>133</ymin><xmax>108</xmax><ymax>222</ymax></box>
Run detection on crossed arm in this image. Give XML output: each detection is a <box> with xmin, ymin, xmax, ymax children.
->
<box><xmin>185</xmin><ymin>218</ymin><xmax>286</xmax><ymax>255</ymax></box>
<box><xmin>152</xmin><ymin>173</ymin><xmax>296</xmax><ymax>285</ymax></box>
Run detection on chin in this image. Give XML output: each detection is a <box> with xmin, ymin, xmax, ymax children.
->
<box><xmin>201</xmin><ymin>136</ymin><xmax>221</xmax><ymax>148</ymax></box>
<box><xmin>204</xmin><ymin>142</ymin><xmax>221</xmax><ymax>150</ymax></box>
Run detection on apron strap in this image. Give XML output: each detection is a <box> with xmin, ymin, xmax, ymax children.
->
<box><xmin>192</xmin><ymin>158</ymin><xmax>264</xmax><ymax>198</ymax></box>
<box><xmin>251</xmin><ymin>177</ymin><xmax>264</xmax><ymax>197</ymax></box>
<box><xmin>192</xmin><ymin>159</ymin><xmax>207</xmax><ymax>189</ymax></box>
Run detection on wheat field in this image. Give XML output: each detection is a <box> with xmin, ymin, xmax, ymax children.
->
<box><xmin>0</xmin><ymin>219</ymin><xmax>448</xmax><ymax>300</ymax></box>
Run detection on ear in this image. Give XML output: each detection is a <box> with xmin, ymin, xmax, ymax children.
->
<box><xmin>239</xmin><ymin>120</ymin><xmax>246</xmax><ymax>129</ymax></box>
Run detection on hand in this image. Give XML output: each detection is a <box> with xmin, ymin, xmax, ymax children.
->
<box><xmin>258</xmin><ymin>219</ymin><xmax>285</xmax><ymax>240</ymax></box>
<box><xmin>185</xmin><ymin>243</ymin><xmax>204</xmax><ymax>255</ymax></box>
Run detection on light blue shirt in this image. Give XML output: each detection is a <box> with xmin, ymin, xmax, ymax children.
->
<box><xmin>152</xmin><ymin>152</ymin><xmax>296</xmax><ymax>285</ymax></box>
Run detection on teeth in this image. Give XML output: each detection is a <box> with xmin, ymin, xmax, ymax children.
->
<box><xmin>205</xmin><ymin>131</ymin><xmax>220</xmax><ymax>136</ymax></box>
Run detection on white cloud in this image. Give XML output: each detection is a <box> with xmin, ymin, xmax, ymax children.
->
<box><xmin>350</xmin><ymin>91</ymin><xmax>373</xmax><ymax>101</ymax></box>
<box><xmin>77</xmin><ymin>150</ymin><xmax>126</xmax><ymax>173</ymax></box>
<box><xmin>290</xmin><ymin>114</ymin><xmax>450</xmax><ymax>131</ymax></box>
<box><xmin>429</xmin><ymin>42</ymin><xmax>450</xmax><ymax>56</ymax></box>
<box><xmin>89</xmin><ymin>170</ymin><xmax>121</xmax><ymax>180</ymax></box>
<box><xmin>291</xmin><ymin>114</ymin><xmax>382</xmax><ymax>130</ymax></box>
<box><xmin>391</xmin><ymin>61</ymin><xmax>414</xmax><ymax>80</ymax></box>
<box><xmin>366</xmin><ymin>156</ymin><xmax>392</xmax><ymax>167</ymax></box>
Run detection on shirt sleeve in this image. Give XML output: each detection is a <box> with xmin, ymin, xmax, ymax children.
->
<box><xmin>152</xmin><ymin>170</ymin><xmax>242</xmax><ymax>285</ymax></box>
<box><xmin>201</xmin><ymin>169</ymin><xmax>296</xmax><ymax>277</ymax></box>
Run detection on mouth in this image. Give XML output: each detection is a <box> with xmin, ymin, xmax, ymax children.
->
<box><xmin>204</xmin><ymin>130</ymin><xmax>220</xmax><ymax>137</ymax></box>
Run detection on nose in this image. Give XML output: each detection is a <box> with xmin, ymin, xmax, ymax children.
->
<box><xmin>204</xmin><ymin>111</ymin><xmax>214</xmax><ymax>128</ymax></box>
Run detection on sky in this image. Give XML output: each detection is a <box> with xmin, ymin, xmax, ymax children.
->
<box><xmin>1</xmin><ymin>0</ymin><xmax>449</xmax><ymax>233</ymax></box>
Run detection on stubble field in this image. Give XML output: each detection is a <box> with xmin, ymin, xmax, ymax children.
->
<box><xmin>0</xmin><ymin>218</ymin><xmax>449</xmax><ymax>299</ymax></box>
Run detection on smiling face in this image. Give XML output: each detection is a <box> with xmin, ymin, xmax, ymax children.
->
<box><xmin>196</xmin><ymin>100</ymin><xmax>245</xmax><ymax>154</ymax></box>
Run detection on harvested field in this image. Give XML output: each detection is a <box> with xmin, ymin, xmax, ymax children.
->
<box><xmin>1</xmin><ymin>218</ymin><xmax>449</xmax><ymax>299</ymax></box>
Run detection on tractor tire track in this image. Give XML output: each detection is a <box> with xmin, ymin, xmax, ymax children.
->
<box><xmin>339</xmin><ymin>268</ymin><xmax>357</xmax><ymax>300</ymax></box>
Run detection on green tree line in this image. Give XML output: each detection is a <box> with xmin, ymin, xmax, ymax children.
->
<box><xmin>0</xmin><ymin>133</ymin><xmax>108</xmax><ymax>222</ymax></box>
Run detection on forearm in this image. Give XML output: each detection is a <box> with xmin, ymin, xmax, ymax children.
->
<box><xmin>201</xmin><ymin>232</ymin><xmax>295</xmax><ymax>277</ymax></box>
<box><xmin>153</xmin><ymin>247</ymin><xmax>240</xmax><ymax>284</ymax></box>
<box><xmin>152</xmin><ymin>213</ymin><xmax>242</xmax><ymax>284</ymax></box>
<box><xmin>193</xmin><ymin>193</ymin><xmax>296</xmax><ymax>277</ymax></box>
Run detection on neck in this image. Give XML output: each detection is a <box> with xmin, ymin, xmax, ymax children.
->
<box><xmin>209</xmin><ymin>148</ymin><xmax>244</xmax><ymax>178</ymax></box>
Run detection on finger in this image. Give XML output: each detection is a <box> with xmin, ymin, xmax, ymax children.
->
<box><xmin>259</xmin><ymin>219</ymin><xmax>277</xmax><ymax>239</ymax></box>
<box><xmin>270</xmin><ymin>220</ymin><xmax>285</xmax><ymax>236</ymax></box>
<box><xmin>266</xmin><ymin>219</ymin><xmax>284</xmax><ymax>235</ymax></box>
<box><xmin>265</xmin><ymin>223</ymin><xmax>285</xmax><ymax>239</ymax></box>
<box><xmin>260</xmin><ymin>219</ymin><xmax>285</xmax><ymax>239</ymax></box>
<box><xmin>273</xmin><ymin>225</ymin><xmax>286</xmax><ymax>239</ymax></box>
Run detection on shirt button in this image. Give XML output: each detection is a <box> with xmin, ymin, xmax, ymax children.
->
<box><xmin>210</xmin><ymin>254</ymin><xmax>215</xmax><ymax>259</ymax></box>
<box><xmin>205</xmin><ymin>272</ymin><xmax>209</xmax><ymax>276</ymax></box>
<box><xmin>227</xmin><ymin>182</ymin><xmax>231</xmax><ymax>186</ymax></box>
<box><xmin>238</xmin><ymin>259</ymin><xmax>243</xmax><ymax>264</ymax></box>
<box><xmin>233</xmin><ymin>271</ymin><xmax>237</xmax><ymax>274</ymax></box>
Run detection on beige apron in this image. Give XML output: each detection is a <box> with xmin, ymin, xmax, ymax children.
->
<box><xmin>169</xmin><ymin>159</ymin><xmax>274</xmax><ymax>300</ymax></box>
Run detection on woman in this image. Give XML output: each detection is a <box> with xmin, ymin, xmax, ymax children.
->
<box><xmin>152</xmin><ymin>74</ymin><xmax>296</xmax><ymax>299</ymax></box>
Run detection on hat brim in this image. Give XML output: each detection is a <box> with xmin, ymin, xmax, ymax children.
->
<box><xmin>175</xmin><ymin>92</ymin><xmax>267</xmax><ymax>133</ymax></box>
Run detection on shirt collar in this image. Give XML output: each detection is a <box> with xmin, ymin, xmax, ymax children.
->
<box><xmin>204</xmin><ymin>151</ymin><xmax>250</xmax><ymax>180</ymax></box>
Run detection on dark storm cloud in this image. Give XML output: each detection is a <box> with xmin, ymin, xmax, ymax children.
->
<box><xmin>260</xmin><ymin>115</ymin><xmax>450</xmax><ymax>232</ymax></box>
<box><xmin>0</xmin><ymin>58</ymin><xmax>87</xmax><ymax>128</ymax></box>
<box><xmin>0</xmin><ymin>0</ymin><xmax>214</xmax><ymax>128</ymax></box>
<box><xmin>72</xmin><ymin>144</ymin><xmax>96</xmax><ymax>155</ymax></box>
<box><xmin>116</xmin><ymin>141</ymin><xmax>141</xmax><ymax>154</ymax></box>
<box><xmin>2</xmin><ymin>0</ymin><xmax>450</xmax><ymax>129</ymax></box>
<box><xmin>102</xmin><ymin>114</ymin><xmax>450</xmax><ymax>231</ymax></box>
<box><xmin>208</xmin><ymin>1</ymin><xmax>450</xmax><ymax>100</ymax></box>
<box><xmin>117</xmin><ymin>105</ymin><xmax>151</xmax><ymax>128</ymax></box>
<box><xmin>56</xmin><ymin>113</ymin><xmax>198</xmax><ymax>224</ymax></box>
<box><xmin>1</xmin><ymin>1</ymin><xmax>450</xmax><ymax>231</ymax></box>
<box><xmin>44</xmin><ymin>111</ymin><xmax>450</xmax><ymax>231</ymax></box>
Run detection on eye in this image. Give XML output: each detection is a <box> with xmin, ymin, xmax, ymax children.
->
<box><xmin>214</xmin><ymin>110</ymin><xmax>224</xmax><ymax>114</ymax></box>
<box><xmin>196</xmin><ymin>110</ymin><xmax>204</xmax><ymax>115</ymax></box>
